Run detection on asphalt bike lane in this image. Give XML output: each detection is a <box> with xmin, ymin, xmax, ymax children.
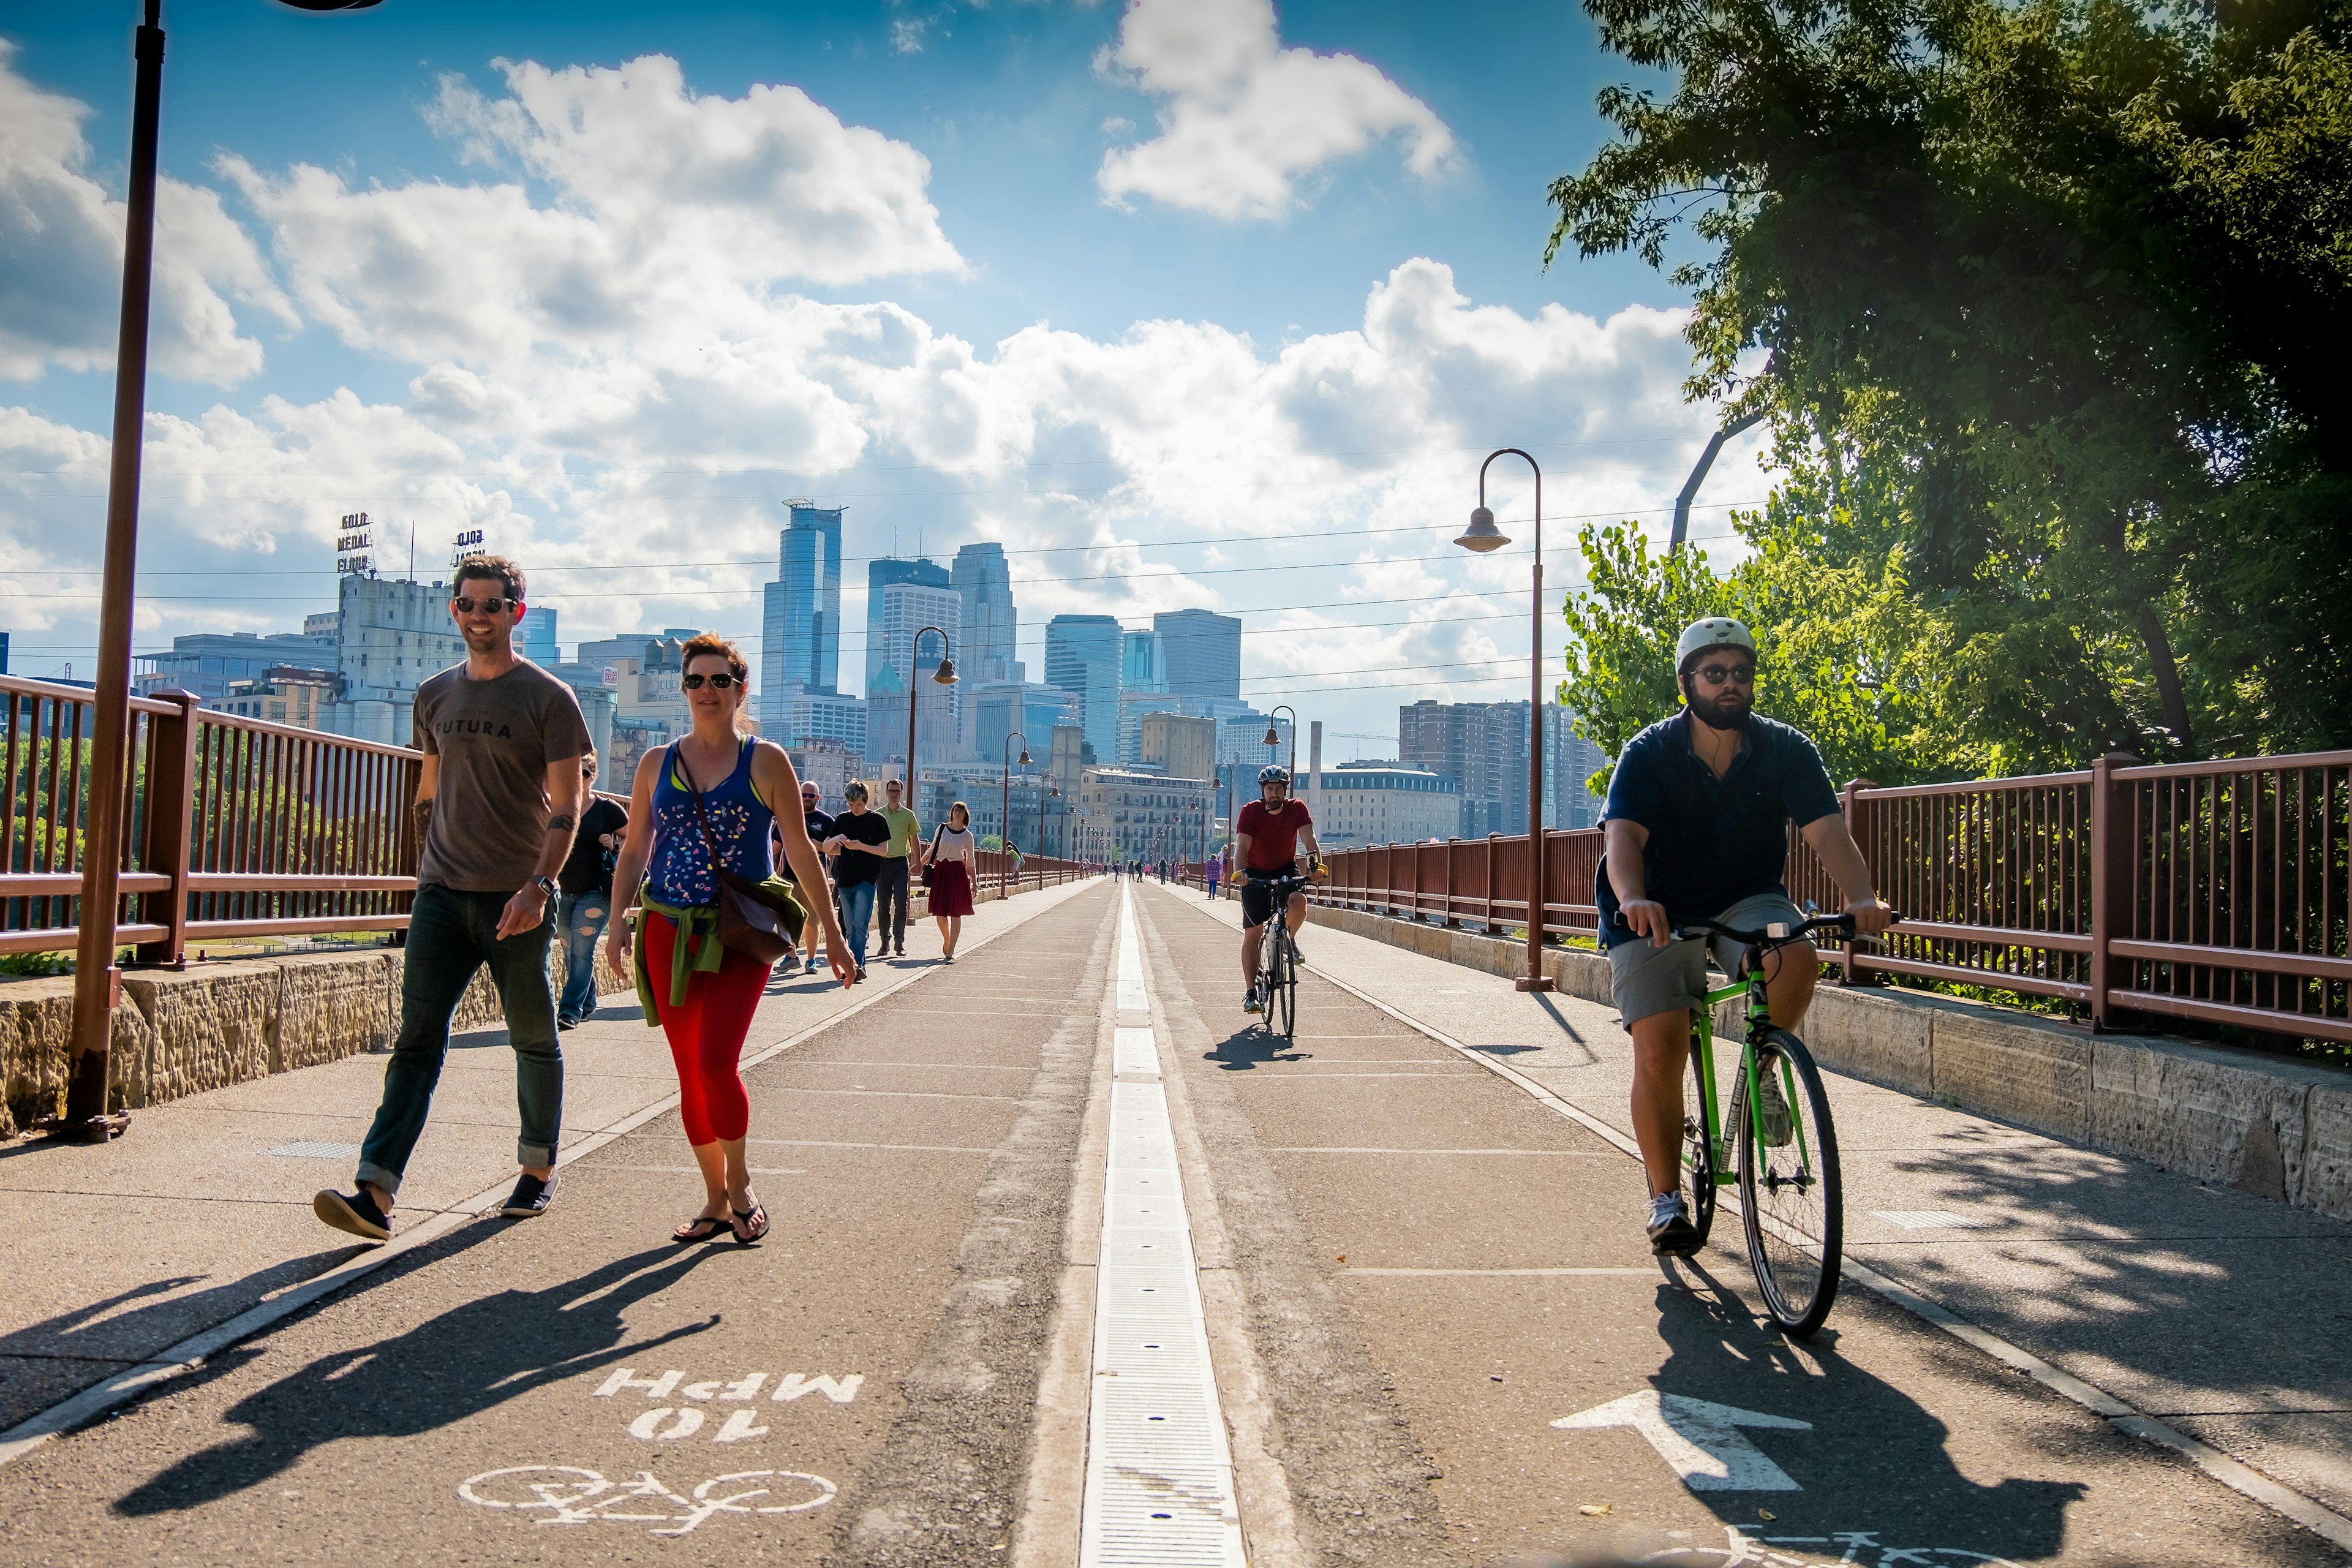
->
<box><xmin>1128</xmin><ymin>883</ymin><xmax>2343</xmax><ymax>1568</ymax></box>
<box><xmin>0</xmin><ymin>882</ymin><xmax>1122</xmax><ymax>1567</ymax></box>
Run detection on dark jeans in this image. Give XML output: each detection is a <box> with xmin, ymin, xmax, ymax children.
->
<box><xmin>357</xmin><ymin>883</ymin><xmax>562</xmax><ymax>1197</ymax></box>
<box><xmin>878</xmin><ymin>858</ymin><xmax>911</xmax><ymax>951</ymax></box>
<box><xmin>557</xmin><ymin>889</ymin><xmax>611</xmax><ymax>1023</ymax></box>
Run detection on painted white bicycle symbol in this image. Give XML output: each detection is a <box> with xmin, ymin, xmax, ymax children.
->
<box><xmin>458</xmin><ymin>1465</ymin><xmax>837</xmax><ymax>1536</ymax></box>
<box><xmin>1643</xmin><ymin>1527</ymin><xmax>2025</xmax><ymax>1567</ymax></box>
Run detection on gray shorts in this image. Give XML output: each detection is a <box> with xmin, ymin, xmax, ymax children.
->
<box><xmin>1607</xmin><ymin>891</ymin><xmax>1807</xmax><ymax>1026</ymax></box>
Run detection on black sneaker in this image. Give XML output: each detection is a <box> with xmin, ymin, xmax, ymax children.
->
<box><xmin>501</xmin><ymin>1172</ymin><xmax>557</xmax><ymax>1219</ymax></box>
<box><xmin>1243</xmin><ymin>988</ymin><xmax>1262</xmax><ymax>1015</ymax></box>
<box><xmin>314</xmin><ymin>1188</ymin><xmax>391</xmax><ymax>1242</ymax></box>
<box><xmin>556</xmin><ymin>1016</ymin><xmax>579</xmax><ymax>1033</ymax></box>
<box><xmin>1646</xmin><ymin>1191</ymin><xmax>1700</xmax><ymax>1256</ymax></box>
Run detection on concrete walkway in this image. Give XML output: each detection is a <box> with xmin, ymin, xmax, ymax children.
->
<box><xmin>1170</xmin><ymin>882</ymin><xmax>2352</xmax><ymax>1532</ymax></box>
<box><xmin>0</xmin><ymin>875</ymin><xmax>1102</xmax><ymax>1438</ymax></box>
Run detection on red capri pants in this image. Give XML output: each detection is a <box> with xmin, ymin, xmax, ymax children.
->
<box><xmin>643</xmin><ymin>913</ymin><xmax>771</xmax><ymax>1144</ymax></box>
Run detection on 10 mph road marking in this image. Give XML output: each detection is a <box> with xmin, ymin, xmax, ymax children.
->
<box><xmin>1079</xmin><ymin>886</ymin><xmax>1246</xmax><ymax>1567</ymax></box>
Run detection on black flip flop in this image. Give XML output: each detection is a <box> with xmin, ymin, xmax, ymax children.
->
<box><xmin>672</xmin><ymin>1215</ymin><xmax>729</xmax><ymax>1243</ymax></box>
<box><xmin>731</xmin><ymin>1204</ymin><xmax>769</xmax><ymax>1246</ymax></box>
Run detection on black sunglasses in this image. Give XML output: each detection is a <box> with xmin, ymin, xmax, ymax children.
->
<box><xmin>680</xmin><ymin>672</ymin><xmax>742</xmax><ymax>690</ymax></box>
<box><xmin>451</xmin><ymin>595</ymin><xmax>515</xmax><ymax>615</ymax></box>
<box><xmin>1695</xmin><ymin>663</ymin><xmax>1755</xmax><ymax>687</ymax></box>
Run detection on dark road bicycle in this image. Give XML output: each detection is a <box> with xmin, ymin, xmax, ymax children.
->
<box><xmin>1665</xmin><ymin>911</ymin><xmax>1891</xmax><ymax>1338</ymax></box>
<box><xmin>1251</xmin><ymin>871</ymin><xmax>1311</xmax><ymax>1041</ymax></box>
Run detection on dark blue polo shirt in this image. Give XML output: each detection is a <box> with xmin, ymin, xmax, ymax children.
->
<box><xmin>1594</xmin><ymin>713</ymin><xmax>1841</xmax><ymax>948</ymax></box>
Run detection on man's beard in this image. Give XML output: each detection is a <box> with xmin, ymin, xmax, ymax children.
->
<box><xmin>1689</xmin><ymin>686</ymin><xmax>1751</xmax><ymax>731</ymax></box>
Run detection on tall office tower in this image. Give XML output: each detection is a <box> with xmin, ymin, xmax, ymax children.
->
<box><xmin>1120</xmin><ymin>628</ymin><xmax>1167</xmax><ymax>695</ymax></box>
<box><xmin>865</xmin><ymin>558</ymin><xmax>960</xmax><ymax>764</ymax></box>
<box><xmin>1045</xmin><ymin>613</ymin><xmax>1122</xmax><ymax>766</ymax></box>
<box><xmin>516</xmin><ymin>606</ymin><xmax>559</xmax><ymax>666</ymax></box>
<box><xmin>1398</xmin><ymin>699</ymin><xmax>1604</xmax><ymax>835</ymax></box>
<box><xmin>951</xmin><ymin>541</ymin><xmax>1020</xmax><ymax>684</ymax></box>
<box><xmin>1153</xmin><ymin>608</ymin><xmax>1242</xmax><ymax>699</ymax></box>
<box><xmin>760</xmin><ymin>500</ymin><xmax>844</xmax><ymax>734</ymax></box>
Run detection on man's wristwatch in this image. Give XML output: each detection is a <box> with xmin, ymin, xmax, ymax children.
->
<box><xmin>533</xmin><ymin>876</ymin><xmax>558</xmax><ymax>900</ymax></box>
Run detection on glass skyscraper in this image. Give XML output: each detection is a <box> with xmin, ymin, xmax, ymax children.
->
<box><xmin>951</xmin><ymin>541</ymin><xmax>1019</xmax><ymax>684</ymax></box>
<box><xmin>1153</xmin><ymin>608</ymin><xmax>1241</xmax><ymax>699</ymax></box>
<box><xmin>1045</xmin><ymin>613</ymin><xmax>1122</xmax><ymax>766</ymax></box>
<box><xmin>761</xmin><ymin>502</ymin><xmax>843</xmax><ymax>714</ymax></box>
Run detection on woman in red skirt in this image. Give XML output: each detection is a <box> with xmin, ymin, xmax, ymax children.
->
<box><xmin>923</xmin><ymin>801</ymin><xmax>978</xmax><ymax>962</ymax></box>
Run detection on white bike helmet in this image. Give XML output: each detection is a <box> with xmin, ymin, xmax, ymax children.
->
<box><xmin>1675</xmin><ymin>616</ymin><xmax>1756</xmax><ymax>673</ymax></box>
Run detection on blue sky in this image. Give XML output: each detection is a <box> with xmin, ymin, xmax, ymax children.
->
<box><xmin>0</xmin><ymin>0</ymin><xmax>1766</xmax><ymax>752</ymax></box>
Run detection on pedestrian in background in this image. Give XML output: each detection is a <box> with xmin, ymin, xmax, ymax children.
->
<box><xmin>826</xmin><ymin>780</ymin><xmax>892</xmax><ymax>981</ymax></box>
<box><xmin>925</xmin><ymin>801</ymin><xmax>977</xmax><ymax>962</ymax></box>
<box><xmin>1205</xmin><ymin>852</ymin><xmax>1222</xmax><ymax>901</ymax></box>
<box><xmin>782</xmin><ymin>781</ymin><xmax>834</xmax><ymax>975</ymax></box>
<box><xmin>556</xmin><ymin>754</ymin><xmax>628</xmax><ymax>1029</ymax></box>
<box><xmin>315</xmin><ymin>555</ymin><xmax>590</xmax><ymax>1242</ymax></box>
<box><xmin>605</xmin><ymin>633</ymin><xmax>850</xmax><ymax>1246</ymax></box>
<box><xmin>876</xmin><ymin>777</ymin><xmax>921</xmax><ymax>960</ymax></box>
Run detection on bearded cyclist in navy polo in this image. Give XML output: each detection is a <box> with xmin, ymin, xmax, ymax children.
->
<box><xmin>1235</xmin><ymin>764</ymin><xmax>1324</xmax><ymax>1013</ymax></box>
<box><xmin>1599</xmin><ymin>617</ymin><xmax>1895</xmax><ymax>1256</ymax></box>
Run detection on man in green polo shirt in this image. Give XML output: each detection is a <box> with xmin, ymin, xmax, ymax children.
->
<box><xmin>876</xmin><ymin>777</ymin><xmax>922</xmax><ymax>959</ymax></box>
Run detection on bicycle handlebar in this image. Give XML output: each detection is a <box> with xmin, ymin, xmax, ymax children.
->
<box><xmin>1668</xmin><ymin>911</ymin><xmax>1899</xmax><ymax>946</ymax></box>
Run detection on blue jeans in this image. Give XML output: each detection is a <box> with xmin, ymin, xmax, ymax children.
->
<box><xmin>837</xmin><ymin>879</ymin><xmax>877</xmax><ymax>970</ymax></box>
<box><xmin>557</xmin><ymin>889</ymin><xmax>611</xmax><ymax>1023</ymax></box>
<box><xmin>357</xmin><ymin>883</ymin><xmax>562</xmax><ymax>1197</ymax></box>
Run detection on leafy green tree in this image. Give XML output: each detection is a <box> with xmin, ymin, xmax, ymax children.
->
<box><xmin>1548</xmin><ymin>0</ymin><xmax>2352</xmax><ymax>764</ymax></box>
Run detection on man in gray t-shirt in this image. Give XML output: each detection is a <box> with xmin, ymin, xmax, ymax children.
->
<box><xmin>314</xmin><ymin>555</ymin><xmax>592</xmax><ymax>1243</ymax></box>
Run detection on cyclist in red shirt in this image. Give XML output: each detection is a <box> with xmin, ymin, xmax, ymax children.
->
<box><xmin>1234</xmin><ymin>764</ymin><xmax>1324</xmax><ymax>1013</ymax></box>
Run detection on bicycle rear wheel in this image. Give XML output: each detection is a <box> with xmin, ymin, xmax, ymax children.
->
<box><xmin>1682</xmin><ymin>1036</ymin><xmax>1718</xmax><ymax>1248</ymax></box>
<box><xmin>1736</xmin><ymin>1028</ymin><xmax>1842</xmax><ymax>1336</ymax></box>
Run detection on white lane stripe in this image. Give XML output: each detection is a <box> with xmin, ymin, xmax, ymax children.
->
<box><xmin>1288</xmin><ymin>946</ymin><xmax>2352</xmax><ymax>1556</ymax></box>
<box><xmin>1080</xmin><ymin>886</ymin><xmax>1246</xmax><ymax>1568</ymax></box>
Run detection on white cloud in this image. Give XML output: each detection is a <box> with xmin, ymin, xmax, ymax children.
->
<box><xmin>892</xmin><ymin>18</ymin><xmax>926</xmax><ymax>54</ymax></box>
<box><xmin>0</xmin><ymin>41</ymin><xmax>293</xmax><ymax>385</ymax></box>
<box><xmin>222</xmin><ymin>53</ymin><xmax>962</xmax><ymax>375</ymax></box>
<box><xmin>1095</xmin><ymin>0</ymin><xmax>1456</xmax><ymax>220</ymax></box>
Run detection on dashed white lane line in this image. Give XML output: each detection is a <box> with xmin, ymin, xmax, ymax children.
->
<box><xmin>1079</xmin><ymin>886</ymin><xmax>1246</xmax><ymax>1567</ymax></box>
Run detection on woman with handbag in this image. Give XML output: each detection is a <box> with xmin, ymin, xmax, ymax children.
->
<box><xmin>924</xmin><ymin>801</ymin><xmax>978</xmax><ymax>962</ymax></box>
<box><xmin>605</xmin><ymin>634</ymin><xmax>851</xmax><ymax>1245</ymax></box>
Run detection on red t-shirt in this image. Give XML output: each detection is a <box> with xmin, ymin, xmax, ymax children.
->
<box><xmin>1237</xmin><ymin>797</ymin><xmax>1312</xmax><ymax>873</ymax></box>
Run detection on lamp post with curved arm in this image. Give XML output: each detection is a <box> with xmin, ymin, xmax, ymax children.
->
<box><xmin>1000</xmin><ymin>731</ymin><xmax>1031</xmax><ymax>895</ymax></box>
<box><xmin>904</xmin><ymin>625</ymin><xmax>956</xmax><ymax>803</ymax></box>
<box><xmin>1453</xmin><ymin>447</ymin><xmax>1555</xmax><ymax>992</ymax></box>
<box><xmin>1263</xmin><ymin>705</ymin><xmax>1297</xmax><ymax>779</ymax></box>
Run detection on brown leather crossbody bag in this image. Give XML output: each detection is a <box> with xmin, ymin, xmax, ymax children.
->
<box><xmin>677</xmin><ymin>746</ymin><xmax>805</xmax><ymax>966</ymax></box>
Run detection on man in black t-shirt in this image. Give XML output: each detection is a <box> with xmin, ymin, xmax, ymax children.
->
<box><xmin>824</xmin><ymin>781</ymin><xmax>892</xmax><ymax>982</ymax></box>
<box><xmin>1599</xmin><ymin>617</ymin><xmax>1892</xmax><ymax>1257</ymax></box>
<box><xmin>555</xmin><ymin>755</ymin><xmax>629</xmax><ymax>1028</ymax></box>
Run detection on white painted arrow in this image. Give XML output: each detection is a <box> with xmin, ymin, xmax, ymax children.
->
<box><xmin>1553</xmin><ymin>1391</ymin><xmax>1812</xmax><ymax>1491</ymax></box>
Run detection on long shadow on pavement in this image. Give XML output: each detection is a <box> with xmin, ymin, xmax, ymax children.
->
<box><xmin>1202</xmin><ymin>1025</ymin><xmax>1311</xmax><ymax>1071</ymax></box>
<box><xmin>111</xmin><ymin>1236</ymin><xmax>729</xmax><ymax>1517</ymax></box>
<box><xmin>1647</xmin><ymin>1257</ymin><xmax>2084</xmax><ymax>1562</ymax></box>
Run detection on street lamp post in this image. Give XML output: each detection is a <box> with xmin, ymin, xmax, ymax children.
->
<box><xmin>1001</xmin><ymin>731</ymin><xmax>1031</xmax><ymax>895</ymax></box>
<box><xmin>59</xmin><ymin>0</ymin><xmax>383</xmax><ymax>1145</ymax></box>
<box><xmin>1263</xmin><ymin>706</ymin><xmax>1297</xmax><ymax>779</ymax></box>
<box><xmin>903</xmin><ymin>625</ymin><xmax>956</xmax><ymax>808</ymax></box>
<box><xmin>1454</xmin><ymin>447</ymin><xmax>1555</xmax><ymax>993</ymax></box>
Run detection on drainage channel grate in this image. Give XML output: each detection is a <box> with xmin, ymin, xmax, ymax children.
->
<box><xmin>1874</xmin><ymin>1208</ymin><xmax>1990</xmax><ymax>1231</ymax></box>
<box><xmin>266</xmin><ymin>1141</ymin><xmax>362</xmax><ymax>1161</ymax></box>
<box><xmin>1080</xmin><ymin>889</ymin><xmax>1244</xmax><ymax>1568</ymax></box>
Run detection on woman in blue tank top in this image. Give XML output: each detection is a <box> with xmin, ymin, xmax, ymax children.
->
<box><xmin>604</xmin><ymin>634</ymin><xmax>851</xmax><ymax>1245</ymax></box>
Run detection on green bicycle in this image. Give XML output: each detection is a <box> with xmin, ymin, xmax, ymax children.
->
<box><xmin>1670</xmin><ymin>911</ymin><xmax>1883</xmax><ymax>1338</ymax></box>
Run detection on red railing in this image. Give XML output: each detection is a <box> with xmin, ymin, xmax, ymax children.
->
<box><xmin>2</xmin><ymin>677</ymin><xmax>423</xmax><ymax>959</ymax></box>
<box><xmin>970</xmin><ymin>850</ymin><xmax>1094</xmax><ymax>894</ymax></box>
<box><xmin>1314</xmin><ymin>749</ymin><xmax>2352</xmax><ymax>1046</ymax></box>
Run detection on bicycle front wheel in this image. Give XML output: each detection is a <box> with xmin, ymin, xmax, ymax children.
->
<box><xmin>1270</xmin><ymin>932</ymin><xmax>1298</xmax><ymax>1039</ymax></box>
<box><xmin>1736</xmin><ymin>1028</ymin><xmax>1842</xmax><ymax>1336</ymax></box>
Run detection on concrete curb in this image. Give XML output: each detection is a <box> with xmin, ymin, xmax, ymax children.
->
<box><xmin>1300</xmin><ymin>902</ymin><xmax>2352</xmax><ymax>1222</ymax></box>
